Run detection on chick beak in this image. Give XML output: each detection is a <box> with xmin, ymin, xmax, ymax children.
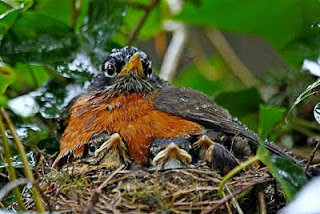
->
<box><xmin>119</xmin><ymin>52</ymin><xmax>144</xmax><ymax>77</ymax></box>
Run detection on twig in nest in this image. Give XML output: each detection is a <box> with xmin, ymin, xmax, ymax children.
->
<box><xmin>85</xmin><ymin>165</ymin><xmax>125</xmax><ymax>214</ymax></box>
<box><xmin>127</xmin><ymin>0</ymin><xmax>161</xmax><ymax>45</ymax></box>
<box><xmin>226</xmin><ymin>185</ymin><xmax>244</xmax><ymax>214</ymax></box>
<box><xmin>203</xmin><ymin>177</ymin><xmax>271</xmax><ymax>214</ymax></box>
<box><xmin>258</xmin><ymin>190</ymin><xmax>266</xmax><ymax>214</ymax></box>
<box><xmin>0</xmin><ymin>178</ymin><xmax>29</xmax><ymax>202</ymax></box>
<box><xmin>304</xmin><ymin>139</ymin><xmax>320</xmax><ymax>173</ymax></box>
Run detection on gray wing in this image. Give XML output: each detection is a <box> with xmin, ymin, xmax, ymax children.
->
<box><xmin>154</xmin><ymin>87</ymin><xmax>259</xmax><ymax>143</ymax></box>
<box><xmin>153</xmin><ymin>86</ymin><xmax>299</xmax><ymax>162</ymax></box>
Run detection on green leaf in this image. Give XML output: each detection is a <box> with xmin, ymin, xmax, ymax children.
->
<box><xmin>0</xmin><ymin>94</ymin><xmax>8</xmax><ymax>105</ymax></box>
<box><xmin>0</xmin><ymin>1</ymin><xmax>12</xmax><ymax>14</ymax></box>
<box><xmin>33</xmin><ymin>0</ymin><xmax>74</xmax><ymax>27</ymax></box>
<box><xmin>9</xmin><ymin>63</ymin><xmax>50</xmax><ymax>91</ymax></box>
<box><xmin>75</xmin><ymin>0</ymin><xmax>89</xmax><ymax>31</ymax></box>
<box><xmin>0</xmin><ymin>64</ymin><xmax>16</xmax><ymax>94</ymax></box>
<box><xmin>10</xmin><ymin>12</ymin><xmax>72</xmax><ymax>39</ymax></box>
<box><xmin>281</xmin><ymin>27</ymin><xmax>320</xmax><ymax>69</ymax></box>
<box><xmin>81</xmin><ymin>0</ymin><xmax>127</xmax><ymax>60</ymax></box>
<box><xmin>258</xmin><ymin>105</ymin><xmax>286</xmax><ymax>140</ymax></box>
<box><xmin>0</xmin><ymin>7</ymin><xmax>22</xmax><ymax>41</ymax></box>
<box><xmin>215</xmin><ymin>88</ymin><xmax>263</xmax><ymax>118</ymax></box>
<box><xmin>0</xmin><ymin>12</ymin><xmax>78</xmax><ymax>64</ymax></box>
<box><xmin>257</xmin><ymin>145</ymin><xmax>308</xmax><ymax>202</ymax></box>
<box><xmin>176</xmin><ymin>0</ymin><xmax>320</xmax><ymax>48</ymax></box>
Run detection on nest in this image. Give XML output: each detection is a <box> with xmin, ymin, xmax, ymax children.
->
<box><xmin>20</xmin><ymin>155</ymin><xmax>286</xmax><ymax>213</ymax></box>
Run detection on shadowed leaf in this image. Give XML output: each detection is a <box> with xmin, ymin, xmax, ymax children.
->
<box><xmin>257</xmin><ymin>146</ymin><xmax>308</xmax><ymax>202</ymax></box>
<box><xmin>259</xmin><ymin>105</ymin><xmax>286</xmax><ymax>140</ymax></box>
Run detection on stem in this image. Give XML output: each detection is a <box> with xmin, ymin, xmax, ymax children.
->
<box><xmin>159</xmin><ymin>22</ymin><xmax>188</xmax><ymax>81</ymax></box>
<box><xmin>44</xmin><ymin>66</ymin><xmax>68</xmax><ymax>84</ymax></box>
<box><xmin>0</xmin><ymin>114</ymin><xmax>26</xmax><ymax>210</ymax></box>
<box><xmin>0</xmin><ymin>108</ymin><xmax>45</xmax><ymax>212</ymax></box>
<box><xmin>218</xmin><ymin>156</ymin><xmax>259</xmax><ymax>198</ymax></box>
<box><xmin>304</xmin><ymin>139</ymin><xmax>320</xmax><ymax>173</ymax></box>
<box><xmin>291</xmin><ymin>123</ymin><xmax>316</xmax><ymax>138</ymax></box>
<box><xmin>127</xmin><ymin>0</ymin><xmax>161</xmax><ymax>45</ymax></box>
<box><xmin>159</xmin><ymin>0</ymin><xmax>187</xmax><ymax>81</ymax></box>
<box><xmin>292</xmin><ymin>116</ymin><xmax>320</xmax><ymax>131</ymax></box>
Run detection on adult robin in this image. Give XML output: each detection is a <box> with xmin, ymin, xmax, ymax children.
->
<box><xmin>53</xmin><ymin>46</ymin><xmax>300</xmax><ymax>174</ymax></box>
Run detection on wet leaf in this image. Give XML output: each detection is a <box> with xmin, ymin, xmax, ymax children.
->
<box><xmin>257</xmin><ymin>145</ymin><xmax>308</xmax><ymax>202</ymax></box>
<box><xmin>258</xmin><ymin>105</ymin><xmax>286</xmax><ymax>140</ymax></box>
<box><xmin>0</xmin><ymin>12</ymin><xmax>78</xmax><ymax>64</ymax></box>
<box><xmin>35</xmin><ymin>79</ymin><xmax>87</xmax><ymax>119</ymax></box>
<box><xmin>0</xmin><ymin>64</ymin><xmax>16</xmax><ymax>94</ymax></box>
<box><xmin>80</xmin><ymin>0</ymin><xmax>127</xmax><ymax>62</ymax></box>
<box><xmin>8</xmin><ymin>94</ymin><xmax>39</xmax><ymax>118</ymax></box>
<box><xmin>176</xmin><ymin>0</ymin><xmax>320</xmax><ymax>49</ymax></box>
<box><xmin>313</xmin><ymin>102</ymin><xmax>320</xmax><ymax>125</ymax></box>
<box><xmin>0</xmin><ymin>151</ymin><xmax>35</xmax><ymax>169</ymax></box>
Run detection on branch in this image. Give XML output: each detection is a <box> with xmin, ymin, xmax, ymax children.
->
<box><xmin>127</xmin><ymin>0</ymin><xmax>161</xmax><ymax>46</ymax></box>
<box><xmin>85</xmin><ymin>165</ymin><xmax>124</xmax><ymax>214</ymax></box>
<box><xmin>160</xmin><ymin>22</ymin><xmax>188</xmax><ymax>81</ymax></box>
<box><xmin>204</xmin><ymin>28</ymin><xmax>259</xmax><ymax>87</ymax></box>
<box><xmin>304</xmin><ymin>139</ymin><xmax>320</xmax><ymax>173</ymax></box>
<box><xmin>159</xmin><ymin>0</ymin><xmax>188</xmax><ymax>81</ymax></box>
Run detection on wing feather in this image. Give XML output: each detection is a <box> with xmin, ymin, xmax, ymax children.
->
<box><xmin>153</xmin><ymin>86</ymin><xmax>298</xmax><ymax>162</ymax></box>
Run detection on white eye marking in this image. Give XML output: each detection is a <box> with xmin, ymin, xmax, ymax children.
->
<box><xmin>103</xmin><ymin>62</ymin><xmax>117</xmax><ymax>78</ymax></box>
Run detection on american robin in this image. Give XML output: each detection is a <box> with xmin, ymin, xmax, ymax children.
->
<box><xmin>53</xmin><ymin>46</ymin><xmax>300</xmax><ymax>174</ymax></box>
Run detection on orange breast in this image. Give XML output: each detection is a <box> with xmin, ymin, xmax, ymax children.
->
<box><xmin>54</xmin><ymin>92</ymin><xmax>203</xmax><ymax>167</ymax></box>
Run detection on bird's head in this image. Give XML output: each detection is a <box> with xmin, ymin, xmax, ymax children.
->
<box><xmin>92</xmin><ymin>46</ymin><xmax>164</xmax><ymax>93</ymax></box>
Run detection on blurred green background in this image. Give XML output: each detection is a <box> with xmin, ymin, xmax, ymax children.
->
<box><xmin>0</xmin><ymin>0</ymin><xmax>320</xmax><ymax>175</ymax></box>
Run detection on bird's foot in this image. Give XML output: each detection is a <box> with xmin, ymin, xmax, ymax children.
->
<box><xmin>151</xmin><ymin>138</ymin><xmax>192</xmax><ymax>170</ymax></box>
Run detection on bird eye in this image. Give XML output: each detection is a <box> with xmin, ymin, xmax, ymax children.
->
<box><xmin>88</xmin><ymin>144</ymin><xmax>96</xmax><ymax>156</ymax></box>
<box><xmin>103</xmin><ymin>62</ymin><xmax>117</xmax><ymax>77</ymax></box>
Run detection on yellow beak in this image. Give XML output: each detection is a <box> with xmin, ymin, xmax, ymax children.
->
<box><xmin>119</xmin><ymin>52</ymin><xmax>144</xmax><ymax>77</ymax></box>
